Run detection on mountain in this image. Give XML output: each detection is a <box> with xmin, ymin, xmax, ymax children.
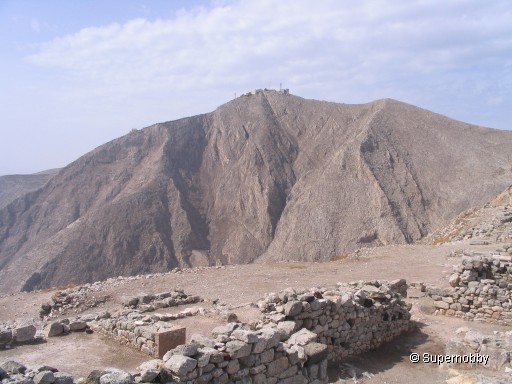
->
<box><xmin>1</xmin><ymin>90</ymin><xmax>512</xmax><ymax>293</ymax></box>
<box><xmin>0</xmin><ymin>169</ymin><xmax>60</xmax><ymax>209</ymax></box>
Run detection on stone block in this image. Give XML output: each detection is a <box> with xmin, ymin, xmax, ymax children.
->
<box><xmin>434</xmin><ymin>301</ymin><xmax>450</xmax><ymax>310</ymax></box>
<box><xmin>155</xmin><ymin>327</ymin><xmax>186</xmax><ymax>359</ymax></box>
<box><xmin>0</xmin><ymin>367</ymin><xmax>9</xmax><ymax>380</ymax></box>
<box><xmin>122</xmin><ymin>296</ymin><xmax>139</xmax><ymax>307</ymax></box>
<box><xmin>14</xmin><ymin>324</ymin><xmax>36</xmax><ymax>343</ymax></box>
<box><xmin>190</xmin><ymin>333</ymin><xmax>215</xmax><ymax>348</ymax></box>
<box><xmin>69</xmin><ymin>321</ymin><xmax>88</xmax><ymax>332</ymax></box>
<box><xmin>448</xmin><ymin>274</ymin><xmax>460</xmax><ymax>287</ymax></box>
<box><xmin>164</xmin><ymin>355</ymin><xmax>197</xmax><ymax>376</ymax></box>
<box><xmin>0</xmin><ymin>329</ymin><xmax>12</xmax><ymax>344</ymax></box>
<box><xmin>260</xmin><ymin>348</ymin><xmax>275</xmax><ymax>364</ymax></box>
<box><xmin>99</xmin><ymin>368</ymin><xmax>133</xmax><ymax>384</ymax></box>
<box><xmin>231</xmin><ymin>329</ymin><xmax>259</xmax><ymax>343</ymax></box>
<box><xmin>260</xmin><ymin>328</ymin><xmax>280</xmax><ymax>349</ymax></box>
<box><xmin>277</xmin><ymin>321</ymin><xmax>297</xmax><ymax>341</ymax></box>
<box><xmin>34</xmin><ymin>370</ymin><xmax>55</xmax><ymax>384</ymax></box>
<box><xmin>46</xmin><ymin>322</ymin><xmax>64</xmax><ymax>337</ymax></box>
<box><xmin>304</xmin><ymin>342</ymin><xmax>328</xmax><ymax>364</ymax></box>
<box><xmin>1</xmin><ymin>361</ymin><xmax>27</xmax><ymax>374</ymax></box>
<box><xmin>267</xmin><ymin>356</ymin><xmax>290</xmax><ymax>377</ymax></box>
<box><xmin>288</xmin><ymin>329</ymin><xmax>317</xmax><ymax>346</ymax></box>
<box><xmin>53</xmin><ymin>372</ymin><xmax>74</xmax><ymax>384</ymax></box>
<box><xmin>225</xmin><ymin>340</ymin><xmax>252</xmax><ymax>359</ymax></box>
<box><xmin>284</xmin><ymin>301</ymin><xmax>302</xmax><ymax>317</ymax></box>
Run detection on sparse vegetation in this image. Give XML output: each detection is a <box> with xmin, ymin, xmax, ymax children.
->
<box><xmin>331</xmin><ymin>254</ymin><xmax>348</xmax><ymax>261</ymax></box>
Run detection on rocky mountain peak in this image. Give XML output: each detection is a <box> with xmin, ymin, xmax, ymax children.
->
<box><xmin>1</xmin><ymin>94</ymin><xmax>512</xmax><ymax>292</ymax></box>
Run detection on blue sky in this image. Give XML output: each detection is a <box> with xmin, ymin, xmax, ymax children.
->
<box><xmin>1</xmin><ymin>0</ymin><xmax>511</xmax><ymax>175</ymax></box>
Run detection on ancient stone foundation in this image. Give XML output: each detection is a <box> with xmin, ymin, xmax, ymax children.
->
<box><xmin>426</xmin><ymin>254</ymin><xmax>512</xmax><ymax>325</ymax></box>
<box><xmin>120</xmin><ymin>289</ymin><xmax>202</xmax><ymax>312</ymax></box>
<box><xmin>153</xmin><ymin>279</ymin><xmax>411</xmax><ymax>383</ymax></box>
<box><xmin>93</xmin><ymin>309</ymin><xmax>189</xmax><ymax>358</ymax></box>
<box><xmin>256</xmin><ymin>279</ymin><xmax>411</xmax><ymax>363</ymax></box>
<box><xmin>1</xmin><ymin>280</ymin><xmax>410</xmax><ymax>384</ymax></box>
<box><xmin>90</xmin><ymin>290</ymin><xmax>204</xmax><ymax>357</ymax></box>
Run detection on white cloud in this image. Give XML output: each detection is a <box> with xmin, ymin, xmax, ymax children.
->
<box><xmin>3</xmin><ymin>0</ymin><xmax>511</xmax><ymax>174</ymax></box>
<box><xmin>28</xmin><ymin>1</ymin><xmax>512</xmax><ymax>94</ymax></box>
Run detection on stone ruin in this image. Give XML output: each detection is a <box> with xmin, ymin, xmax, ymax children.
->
<box><xmin>39</xmin><ymin>288</ymin><xmax>109</xmax><ymax>318</ymax></box>
<box><xmin>90</xmin><ymin>289</ymin><xmax>240</xmax><ymax>359</ymax></box>
<box><xmin>1</xmin><ymin>279</ymin><xmax>411</xmax><ymax>384</ymax></box>
<box><xmin>256</xmin><ymin>279</ymin><xmax>410</xmax><ymax>363</ymax></box>
<box><xmin>112</xmin><ymin>279</ymin><xmax>411</xmax><ymax>383</ymax></box>
<box><xmin>120</xmin><ymin>290</ymin><xmax>202</xmax><ymax>312</ymax></box>
<box><xmin>425</xmin><ymin>254</ymin><xmax>512</xmax><ymax>325</ymax></box>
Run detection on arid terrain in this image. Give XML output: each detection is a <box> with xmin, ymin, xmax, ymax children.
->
<box><xmin>1</xmin><ymin>236</ymin><xmax>511</xmax><ymax>383</ymax></box>
<box><xmin>2</xmin><ymin>94</ymin><xmax>512</xmax><ymax>383</ymax></box>
<box><xmin>2</xmin><ymin>91</ymin><xmax>512</xmax><ymax>293</ymax></box>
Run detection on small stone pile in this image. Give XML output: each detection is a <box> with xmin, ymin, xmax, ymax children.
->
<box><xmin>0</xmin><ymin>361</ymin><xmax>74</xmax><ymax>384</ymax></box>
<box><xmin>40</xmin><ymin>287</ymin><xmax>110</xmax><ymax>318</ymax></box>
<box><xmin>426</xmin><ymin>254</ymin><xmax>512</xmax><ymax>325</ymax></box>
<box><xmin>256</xmin><ymin>279</ymin><xmax>411</xmax><ymax>362</ymax></box>
<box><xmin>453</xmin><ymin>205</ymin><xmax>512</xmax><ymax>243</ymax></box>
<box><xmin>43</xmin><ymin>312</ymin><xmax>108</xmax><ymax>337</ymax></box>
<box><xmin>0</xmin><ymin>321</ymin><xmax>40</xmax><ymax>349</ymax></box>
<box><xmin>447</xmin><ymin>328</ymin><xmax>512</xmax><ymax>370</ymax></box>
<box><xmin>121</xmin><ymin>289</ymin><xmax>202</xmax><ymax>313</ymax></box>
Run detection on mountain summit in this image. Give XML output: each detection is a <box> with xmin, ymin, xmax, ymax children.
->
<box><xmin>1</xmin><ymin>90</ymin><xmax>512</xmax><ymax>292</ymax></box>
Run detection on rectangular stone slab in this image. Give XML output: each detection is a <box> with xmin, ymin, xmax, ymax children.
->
<box><xmin>154</xmin><ymin>327</ymin><xmax>186</xmax><ymax>358</ymax></box>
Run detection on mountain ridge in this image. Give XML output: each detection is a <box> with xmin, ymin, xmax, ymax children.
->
<box><xmin>1</xmin><ymin>91</ymin><xmax>511</xmax><ymax>292</ymax></box>
<box><xmin>0</xmin><ymin>168</ymin><xmax>60</xmax><ymax>209</ymax></box>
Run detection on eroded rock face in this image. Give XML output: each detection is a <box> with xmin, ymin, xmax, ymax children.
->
<box><xmin>2</xmin><ymin>92</ymin><xmax>512</xmax><ymax>293</ymax></box>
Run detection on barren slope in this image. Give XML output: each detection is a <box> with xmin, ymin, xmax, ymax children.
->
<box><xmin>0</xmin><ymin>169</ymin><xmax>59</xmax><ymax>209</ymax></box>
<box><xmin>1</xmin><ymin>91</ymin><xmax>512</xmax><ymax>292</ymax></box>
<box><xmin>259</xmin><ymin>96</ymin><xmax>512</xmax><ymax>261</ymax></box>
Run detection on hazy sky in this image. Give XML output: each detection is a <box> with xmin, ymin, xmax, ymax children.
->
<box><xmin>1</xmin><ymin>0</ymin><xmax>511</xmax><ymax>175</ymax></box>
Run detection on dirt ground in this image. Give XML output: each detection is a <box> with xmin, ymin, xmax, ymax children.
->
<box><xmin>1</xmin><ymin>240</ymin><xmax>510</xmax><ymax>383</ymax></box>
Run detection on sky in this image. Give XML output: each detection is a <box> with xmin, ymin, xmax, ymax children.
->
<box><xmin>0</xmin><ymin>0</ymin><xmax>511</xmax><ymax>175</ymax></box>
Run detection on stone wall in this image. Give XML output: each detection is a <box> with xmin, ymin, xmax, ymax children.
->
<box><xmin>256</xmin><ymin>279</ymin><xmax>411</xmax><ymax>363</ymax></box>
<box><xmin>161</xmin><ymin>323</ymin><xmax>327</xmax><ymax>384</ymax></box>
<box><xmin>2</xmin><ymin>280</ymin><xmax>411</xmax><ymax>383</ymax></box>
<box><xmin>120</xmin><ymin>289</ymin><xmax>202</xmax><ymax>312</ymax></box>
<box><xmin>426</xmin><ymin>254</ymin><xmax>512</xmax><ymax>325</ymax></box>
<box><xmin>93</xmin><ymin>309</ymin><xmax>193</xmax><ymax>358</ymax></box>
<box><xmin>154</xmin><ymin>279</ymin><xmax>411</xmax><ymax>383</ymax></box>
<box><xmin>89</xmin><ymin>290</ymin><xmax>204</xmax><ymax>357</ymax></box>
